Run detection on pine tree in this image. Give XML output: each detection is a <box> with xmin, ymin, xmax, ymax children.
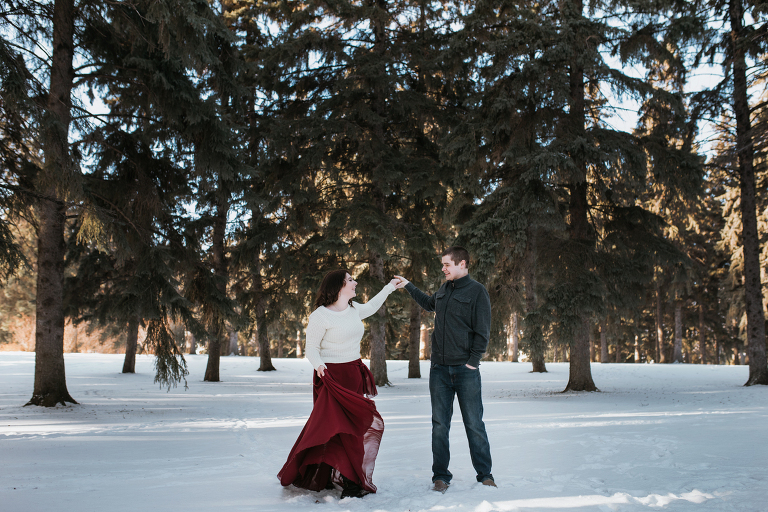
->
<box><xmin>726</xmin><ymin>0</ymin><xmax>768</xmax><ymax>384</ymax></box>
<box><xmin>693</xmin><ymin>0</ymin><xmax>768</xmax><ymax>382</ymax></box>
<box><xmin>25</xmin><ymin>0</ymin><xmax>79</xmax><ymax>406</ymax></box>
<box><xmin>391</xmin><ymin>0</ymin><xmax>452</xmax><ymax>377</ymax></box>
<box><xmin>450</xmin><ymin>0</ymin><xmax>705</xmax><ymax>389</ymax></box>
<box><xmin>4</xmin><ymin>0</ymin><xmax>248</xmax><ymax>403</ymax></box>
<box><xmin>222</xmin><ymin>0</ymin><xmax>318</xmax><ymax>373</ymax></box>
<box><xmin>259</xmin><ymin>0</ymin><xmax>453</xmax><ymax>385</ymax></box>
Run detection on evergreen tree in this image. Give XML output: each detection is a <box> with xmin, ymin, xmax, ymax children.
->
<box><xmin>191</xmin><ymin>1</ymin><xmax>250</xmax><ymax>382</ymax></box>
<box><xmin>223</xmin><ymin>0</ymin><xmax>316</xmax><ymax>373</ymax></box>
<box><xmin>723</xmin><ymin>0</ymin><xmax>767</xmax><ymax>384</ymax></box>
<box><xmin>261</xmin><ymin>0</ymin><xmax>453</xmax><ymax>385</ymax></box>
<box><xmin>451</xmin><ymin>0</ymin><xmax>704</xmax><ymax>389</ymax></box>
<box><xmin>690</xmin><ymin>0</ymin><xmax>768</xmax><ymax>381</ymax></box>
<box><xmin>23</xmin><ymin>0</ymin><xmax>80</xmax><ymax>406</ymax></box>
<box><xmin>4</xmin><ymin>0</ymin><xmax>247</xmax><ymax>404</ymax></box>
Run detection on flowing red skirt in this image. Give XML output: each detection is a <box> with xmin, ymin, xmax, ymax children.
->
<box><xmin>277</xmin><ymin>359</ymin><xmax>384</xmax><ymax>493</ymax></box>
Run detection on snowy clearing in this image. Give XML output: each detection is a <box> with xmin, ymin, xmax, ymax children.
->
<box><xmin>1</xmin><ymin>353</ymin><xmax>766</xmax><ymax>512</ymax></box>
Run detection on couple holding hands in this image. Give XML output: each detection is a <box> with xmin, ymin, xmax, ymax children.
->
<box><xmin>278</xmin><ymin>247</ymin><xmax>496</xmax><ymax>498</ymax></box>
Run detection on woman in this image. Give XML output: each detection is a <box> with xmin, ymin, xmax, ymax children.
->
<box><xmin>278</xmin><ymin>269</ymin><xmax>404</xmax><ymax>498</ymax></box>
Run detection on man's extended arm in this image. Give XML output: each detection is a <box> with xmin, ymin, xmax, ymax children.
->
<box><xmin>402</xmin><ymin>281</ymin><xmax>437</xmax><ymax>312</ymax></box>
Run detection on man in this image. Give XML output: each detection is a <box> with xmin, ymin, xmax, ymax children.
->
<box><xmin>396</xmin><ymin>246</ymin><xmax>495</xmax><ymax>493</ymax></box>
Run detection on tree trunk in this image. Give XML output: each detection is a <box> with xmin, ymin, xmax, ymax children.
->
<box><xmin>188</xmin><ymin>332</ymin><xmax>197</xmax><ymax>355</ymax></box>
<box><xmin>510</xmin><ymin>312</ymin><xmax>519</xmax><ymax>362</ymax></box>
<box><xmin>600</xmin><ymin>323</ymin><xmax>608</xmax><ymax>363</ymax></box>
<box><xmin>615</xmin><ymin>334</ymin><xmax>621</xmax><ymax>363</ymax></box>
<box><xmin>204</xmin><ymin>192</ymin><xmax>228</xmax><ymax>382</ymax></box>
<box><xmin>634</xmin><ymin>334</ymin><xmax>640</xmax><ymax>363</ymax></box>
<box><xmin>729</xmin><ymin>0</ymin><xmax>768</xmax><ymax>385</ymax></box>
<box><xmin>564</xmin><ymin>189</ymin><xmax>597</xmax><ymax>390</ymax></box>
<box><xmin>655</xmin><ymin>283</ymin><xmax>666</xmax><ymax>363</ymax></box>
<box><xmin>27</xmin><ymin>0</ymin><xmax>77</xmax><ymax>407</ymax></box>
<box><xmin>589</xmin><ymin>322</ymin><xmax>595</xmax><ymax>362</ymax></box>
<box><xmin>698</xmin><ymin>298</ymin><xmax>706</xmax><ymax>364</ymax></box>
<box><xmin>673</xmin><ymin>300</ymin><xmax>683</xmax><ymax>363</ymax></box>
<box><xmin>257</xmin><ymin>314</ymin><xmax>275</xmax><ymax>371</ymax></box>
<box><xmin>566</xmin><ymin>317</ymin><xmax>597</xmax><ymax>391</ymax></box>
<box><xmin>420</xmin><ymin>324</ymin><xmax>430</xmax><ymax>359</ymax></box>
<box><xmin>715</xmin><ymin>337</ymin><xmax>721</xmax><ymax>365</ymax></box>
<box><xmin>122</xmin><ymin>316</ymin><xmax>140</xmax><ymax>373</ymax></box>
<box><xmin>247</xmin><ymin>236</ymin><xmax>274</xmax><ymax>371</ymax></box>
<box><xmin>368</xmin><ymin>250</ymin><xmax>389</xmax><ymax>386</ymax></box>
<box><xmin>408</xmin><ymin>302</ymin><xmax>421</xmax><ymax>378</ymax></box>
<box><xmin>525</xmin><ymin>230</ymin><xmax>546</xmax><ymax>373</ymax></box>
<box><xmin>553</xmin><ymin>346</ymin><xmax>559</xmax><ymax>362</ymax></box>
<box><xmin>227</xmin><ymin>330</ymin><xmax>238</xmax><ymax>356</ymax></box>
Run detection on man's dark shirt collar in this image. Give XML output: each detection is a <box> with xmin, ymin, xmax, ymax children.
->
<box><xmin>448</xmin><ymin>274</ymin><xmax>472</xmax><ymax>289</ymax></box>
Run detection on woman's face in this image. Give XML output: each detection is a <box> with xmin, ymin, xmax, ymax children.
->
<box><xmin>339</xmin><ymin>273</ymin><xmax>357</xmax><ymax>299</ymax></box>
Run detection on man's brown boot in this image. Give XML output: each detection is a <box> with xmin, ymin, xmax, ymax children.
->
<box><xmin>482</xmin><ymin>479</ymin><xmax>497</xmax><ymax>487</ymax></box>
<box><xmin>432</xmin><ymin>480</ymin><xmax>449</xmax><ymax>494</ymax></box>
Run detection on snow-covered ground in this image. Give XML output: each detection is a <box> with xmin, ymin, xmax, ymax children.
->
<box><xmin>1</xmin><ymin>353</ymin><xmax>766</xmax><ymax>512</ymax></box>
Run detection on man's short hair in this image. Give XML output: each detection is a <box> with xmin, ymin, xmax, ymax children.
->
<box><xmin>442</xmin><ymin>246</ymin><xmax>470</xmax><ymax>268</ymax></box>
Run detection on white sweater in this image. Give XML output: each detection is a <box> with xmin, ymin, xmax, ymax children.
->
<box><xmin>304</xmin><ymin>283</ymin><xmax>397</xmax><ymax>370</ymax></box>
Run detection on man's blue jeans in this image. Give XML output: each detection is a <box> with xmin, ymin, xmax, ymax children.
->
<box><xmin>429</xmin><ymin>363</ymin><xmax>493</xmax><ymax>484</ymax></box>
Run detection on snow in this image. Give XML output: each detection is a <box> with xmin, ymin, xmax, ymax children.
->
<box><xmin>1</xmin><ymin>353</ymin><xmax>766</xmax><ymax>512</ymax></box>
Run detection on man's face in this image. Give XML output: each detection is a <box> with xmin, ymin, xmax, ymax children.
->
<box><xmin>441</xmin><ymin>255</ymin><xmax>467</xmax><ymax>281</ymax></box>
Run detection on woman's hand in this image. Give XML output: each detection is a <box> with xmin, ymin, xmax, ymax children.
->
<box><xmin>317</xmin><ymin>365</ymin><xmax>326</xmax><ymax>378</ymax></box>
<box><xmin>392</xmin><ymin>276</ymin><xmax>409</xmax><ymax>289</ymax></box>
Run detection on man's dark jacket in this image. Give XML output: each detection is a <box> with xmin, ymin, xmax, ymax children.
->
<box><xmin>405</xmin><ymin>274</ymin><xmax>491</xmax><ymax>368</ymax></box>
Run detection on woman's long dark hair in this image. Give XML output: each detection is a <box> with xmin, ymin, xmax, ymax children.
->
<box><xmin>314</xmin><ymin>269</ymin><xmax>352</xmax><ymax>309</ymax></box>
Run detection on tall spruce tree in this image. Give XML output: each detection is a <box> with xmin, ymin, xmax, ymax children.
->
<box><xmin>78</xmin><ymin>0</ymin><xmax>244</xmax><ymax>387</ymax></box>
<box><xmin>222</xmin><ymin>0</ymin><xmax>318</xmax><ymax>373</ymax></box>
<box><xmin>690</xmin><ymin>0</ymin><xmax>768</xmax><ymax>381</ymax></box>
<box><xmin>389</xmin><ymin>0</ymin><xmax>453</xmax><ymax>377</ymax></box>
<box><xmin>450</xmin><ymin>0</ymin><xmax>704</xmax><ymax>389</ymax></box>
<box><xmin>262</xmin><ymin>0</ymin><xmax>453</xmax><ymax>385</ymax></box>
<box><xmin>193</xmin><ymin>0</ymin><xmax>251</xmax><ymax>382</ymax></box>
<box><xmin>4</xmin><ymin>0</ymin><xmax>247</xmax><ymax>403</ymax></box>
<box><xmin>10</xmin><ymin>0</ymin><xmax>81</xmax><ymax>406</ymax></box>
<box><xmin>724</xmin><ymin>0</ymin><xmax>767</xmax><ymax>384</ymax></box>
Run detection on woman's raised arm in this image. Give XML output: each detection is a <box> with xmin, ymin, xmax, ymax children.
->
<box><xmin>354</xmin><ymin>281</ymin><xmax>400</xmax><ymax>319</ymax></box>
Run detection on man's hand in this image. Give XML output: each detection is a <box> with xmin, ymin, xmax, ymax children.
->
<box><xmin>465</xmin><ymin>364</ymin><xmax>477</xmax><ymax>370</ymax></box>
<box><xmin>317</xmin><ymin>365</ymin><xmax>326</xmax><ymax>378</ymax></box>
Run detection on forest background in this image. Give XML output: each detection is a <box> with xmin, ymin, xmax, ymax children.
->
<box><xmin>1</xmin><ymin>0</ymin><xmax>767</xmax><ymax>406</ymax></box>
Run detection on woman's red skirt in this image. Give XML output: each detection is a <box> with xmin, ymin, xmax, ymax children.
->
<box><xmin>277</xmin><ymin>359</ymin><xmax>384</xmax><ymax>493</ymax></box>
